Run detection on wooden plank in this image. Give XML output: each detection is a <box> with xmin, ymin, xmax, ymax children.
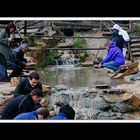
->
<box><xmin>120</xmin><ymin>62</ymin><xmax>138</xmax><ymax>70</ymax></box>
<box><xmin>111</xmin><ymin>62</ymin><xmax>139</xmax><ymax>79</ymax></box>
<box><xmin>116</xmin><ymin>67</ymin><xmax>138</xmax><ymax>79</ymax></box>
<box><xmin>127</xmin><ymin>62</ymin><xmax>138</xmax><ymax>69</ymax></box>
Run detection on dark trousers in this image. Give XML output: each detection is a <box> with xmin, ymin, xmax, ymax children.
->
<box><xmin>9</xmin><ymin>64</ymin><xmax>25</xmax><ymax>78</ymax></box>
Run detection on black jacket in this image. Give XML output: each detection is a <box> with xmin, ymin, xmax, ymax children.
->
<box><xmin>14</xmin><ymin>77</ymin><xmax>42</xmax><ymax>97</ymax></box>
<box><xmin>11</xmin><ymin>49</ymin><xmax>26</xmax><ymax>65</ymax></box>
<box><xmin>8</xmin><ymin>49</ymin><xmax>27</xmax><ymax>69</ymax></box>
<box><xmin>1</xmin><ymin>95</ymin><xmax>35</xmax><ymax>119</ymax></box>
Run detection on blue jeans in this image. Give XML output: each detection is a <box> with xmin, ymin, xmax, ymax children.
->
<box><xmin>102</xmin><ymin>61</ymin><xmax>119</xmax><ymax>72</ymax></box>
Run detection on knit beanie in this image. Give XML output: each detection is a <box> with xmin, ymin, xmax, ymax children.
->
<box><xmin>20</xmin><ymin>43</ymin><xmax>29</xmax><ymax>49</ymax></box>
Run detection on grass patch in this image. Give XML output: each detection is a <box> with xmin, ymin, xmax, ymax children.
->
<box><xmin>73</xmin><ymin>32</ymin><xmax>86</xmax><ymax>48</ymax></box>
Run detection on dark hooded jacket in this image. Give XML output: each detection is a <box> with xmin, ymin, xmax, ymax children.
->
<box><xmin>1</xmin><ymin>95</ymin><xmax>35</xmax><ymax>119</ymax></box>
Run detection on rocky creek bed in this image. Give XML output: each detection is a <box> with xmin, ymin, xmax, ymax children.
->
<box><xmin>1</xmin><ymin>80</ymin><xmax>140</xmax><ymax>120</ymax></box>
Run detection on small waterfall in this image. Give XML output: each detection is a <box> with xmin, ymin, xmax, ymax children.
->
<box><xmin>56</xmin><ymin>51</ymin><xmax>81</xmax><ymax>66</ymax></box>
<box><xmin>55</xmin><ymin>59</ymin><xmax>59</xmax><ymax>65</ymax></box>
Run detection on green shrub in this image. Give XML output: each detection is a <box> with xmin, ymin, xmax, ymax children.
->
<box><xmin>73</xmin><ymin>32</ymin><xmax>86</xmax><ymax>48</ymax></box>
<box><xmin>79</xmin><ymin>52</ymin><xmax>89</xmax><ymax>62</ymax></box>
<box><xmin>39</xmin><ymin>51</ymin><xmax>58</xmax><ymax>67</ymax></box>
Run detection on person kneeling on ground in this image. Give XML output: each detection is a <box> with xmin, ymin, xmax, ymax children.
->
<box><xmin>1</xmin><ymin>88</ymin><xmax>43</xmax><ymax>119</ymax></box>
<box><xmin>98</xmin><ymin>40</ymin><xmax>125</xmax><ymax>73</ymax></box>
<box><xmin>14</xmin><ymin>107</ymin><xmax>49</xmax><ymax>120</ymax></box>
<box><xmin>48</xmin><ymin>103</ymin><xmax>75</xmax><ymax>120</ymax></box>
<box><xmin>8</xmin><ymin>39</ymin><xmax>29</xmax><ymax>78</ymax></box>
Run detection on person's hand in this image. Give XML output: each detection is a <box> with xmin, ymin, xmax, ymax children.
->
<box><xmin>8</xmin><ymin>37</ymin><xmax>13</xmax><ymax>42</ymax></box>
<box><xmin>26</xmin><ymin>62</ymin><xmax>36</xmax><ymax>66</ymax></box>
<box><xmin>98</xmin><ymin>63</ymin><xmax>102</xmax><ymax>68</ymax></box>
<box><xmin>27</xmin><ymin>59</ymin><xmax>31</xmax><ymax>63</ymax></box>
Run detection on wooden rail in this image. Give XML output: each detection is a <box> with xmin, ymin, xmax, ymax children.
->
<box><xmin>29</xmin><ymin>47</ymin><xmax>106</xmax><ymax>51</ymax></box>
<box><xmin>28</xmin><ymin>35</ymin><xmax>108</xmax><ymax>39</ymax></box>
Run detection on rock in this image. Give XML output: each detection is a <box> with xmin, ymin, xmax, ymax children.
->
<box><xmin>42</xmin><ymin>85</ymin><xmax>52</xmax><ymax>95</ymax></box>
<box><xmin>88</xmin><ymin>88</ymin><xmax>98</xmax><ymax>93</ymax></box>
<box><xmin>49</xmin><ymin>91</ymin><xmax>73</xmax><ymax>105</ymax></box>
<box><xmin>55</xmin><ymin>101</ymin><xmax>69</xmax><ymax>107</ymax></box>
<box><xmin>54</xmin><ymin>85</ymin><xmax>68</xmax><ymax>91</ymax></box>
<box><xmin>104</xmin><ymin>92</ymin><xmax>140</xmax><ymax>112</ymax></box>
<box><xmin>1</xmin><ymin>92</ymin><xmax>13</xmax><ymax>96</ymax></box>
<box><xmin>10</xmin><ymin>77</ymin><xmax>20</xmax><ymax>87</ymax></box>
<box><xmin>96</xmin><ymin>84</ymin><xmax>110</xmax><ymax>89</ymax></box>
<box><xmin>130</xmin><ymin>72</ymin><xmax>140</xmax><ymax>81</ymax></box>
<box><xmin>57</xmin><ymin>40</ymin><xmax>73</xmax><ymax>48</ymax></box>
<box><xmin>110</xmin><ymin>102</ymin><xmax>129</xmax><ymax>113</ymax></box>
<box><xmin>93</xmin><ymin>111</ymin><xmax>123</xmax><ymax>120</ymax></box>
<box><xmin>25</xmin><ymin>62</ymin><xmax>37</xmax><ymax>70</ymax></box>
<box><xmin>78</xmin><ymin>98</ymin><xmax>93</xmax><ymax>108</ymax></box>
<box><xmin>82</xmin><ymin>93</ymin><xmax>90</xmax><ymax>98</ymax></box>
<box><xmin>104</xmin><ymin>94</ymin><xmax>124</xmax><ymax>103</ymax></box>
<box><xmin>123</xmin><ymin>111</ymin><xmax>140</xmax><ymax>120</ymax></box>
<box><xmin>87</xmin><ymin>88</ymin><xmax>98</xmax><ymax>98</ymax></box>
<box><xmin>103</xmin><ymin>92</ymin><xmax>133</xmax><ymax>103</ymax></box>
<box><xmin>126</xmin><ymin>94</ymin><xmax>140</xmax><ymax>108</ymax></box>
<box><xmin>75</xmin><ymin>111</ymin><xmax>92</xmax><ymax>120</ymax></box>
<box><xmin>81</xmin><ymin>61</ymin><xmax>93</xmax><ymax>67</ymax></box>
<box><xmin>93</xmin><ymin>95</ymin><xmax>110</xmax><ymax>111</ymax></box>
<box><xmin>102</xmin><ymin>89</ymin><xmax>127</xmax><ymax>94</ymax></box>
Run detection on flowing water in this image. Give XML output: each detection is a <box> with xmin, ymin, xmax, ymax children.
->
<box><xmin>37</xmin><ymin>65</ymin><xmax>133</xmax><ymax>120</ymax></box>
<box><xmin>38</xmin><ymin>65</ymin><xmax>127</xmax><ymax>88</ymax></box>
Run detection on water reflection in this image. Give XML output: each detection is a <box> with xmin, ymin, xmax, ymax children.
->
<box><xmin>38</xmin><ymin>66</ymin><xmax>112</xmax><ymax>88</ymax></box>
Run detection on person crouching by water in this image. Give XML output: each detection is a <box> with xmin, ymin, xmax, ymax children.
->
<box><xmin>1</xmin><ymin>88</ymin><xmax>43</xmax><ymax>119</ymax></box>
<box><xmin>8</xmin><ymin>38</ymin><xmax>29</xmax><ymax>78</ymax></box>
<box><xmin>98</xmin><ymin>40</ymin><xmax>125</xmax><ymax>73</ymax></box>
<box><xmin>13</xmin><ymin>71</ymin><xmax>42</xmax><ymax>97</ymax></box>
<box><xmin>48</xmin><ymin>104</ymin><xmax>75</xmax><ymax>120</ymax></box>
<box><xmin>14</xmin><ymin>107</ymin><xmax>49</xmax><ymax>120</ymax></box>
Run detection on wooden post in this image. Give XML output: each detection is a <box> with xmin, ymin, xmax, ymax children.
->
<box><xmin>24</xmin><ymin>21</ymin><xmax>27</xmax><ymax>36</ymax></box>
<box><xmin>127</xmin><ymin>42</ymin><xmax>134</xmax><ymax>62</ymax></box>
<box><xmin>100</xmin><ymin>21</ymin><xmax>103</xmax><ymax>31</ymax></box>
<box><xmin>129</xmin><ymin>21</ymin><xmax>132</xmax><ymax>30</ymax></box>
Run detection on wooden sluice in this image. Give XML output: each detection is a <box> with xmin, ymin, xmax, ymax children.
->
<box><xmin>111</xmin><ymin>62</ymin><xmax>139</xmax><ymax>79</ymax></box>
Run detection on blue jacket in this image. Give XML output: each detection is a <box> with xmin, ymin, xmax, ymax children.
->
<box><xmin>48</xmin><ymin>112</ymin><xmax>69</xmax><ymax>120</ymax></box>
<box><xmin>14</xmin><ymin>111</ymin><xmax>38</xmax><ymax>120</ymax></box>
<box><xmin>100</xmin><ymin>42</ymin><xmax>125</xmax><ymax>67</ymax></box>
